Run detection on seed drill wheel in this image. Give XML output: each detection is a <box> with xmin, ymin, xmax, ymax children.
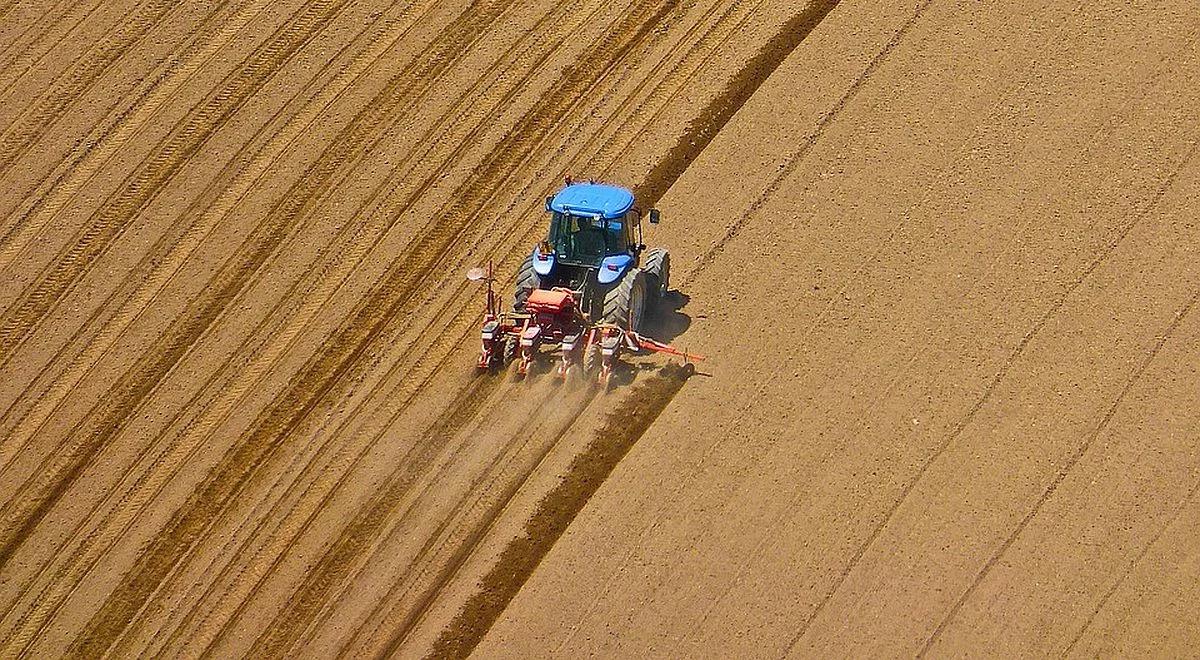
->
<box><xmin>502</xmin><ymin>333</ymin><xmax>517</xmax><ymax>369</ymax></box>
<box><xmin>602</xmin><ymin>267</ymin><xmax>647</xmax><ymax>333</ymax></box>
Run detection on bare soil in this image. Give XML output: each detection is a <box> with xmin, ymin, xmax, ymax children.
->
<box><xmin>0</xmin><ymin>1</ymin><xmax>1196</xmax><ymax>658</ymax></box>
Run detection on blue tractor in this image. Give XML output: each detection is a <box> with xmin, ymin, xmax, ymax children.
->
<box><xmin>514</xmin><ymin>180</ymin><xmax>669</xmax><ymax>333</ymax></box>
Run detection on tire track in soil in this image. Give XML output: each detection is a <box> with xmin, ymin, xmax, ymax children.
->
<box><xmin>168</xmin><ymin>4</ymin><xmax>616</xmax><ymax>653</ymax></box>
<box><xmin>635</xmin><ymin>0</ymin><xmax>841</xmax><ymax>206</ymax></box>
<box><xmin>372</xmin><ymin>383</ymin><xmax>595</xmax><ymax>657</ymax></box>
<box><xmin>0</xmin><ymin>0</ymin><xmax>97</xmax><ymax>101</ymax></box>
<box><xmin>0</xmin><ymin>0</ymin><xmax>262</xmax><ymax>278</ymax></box>
<box><xmin>784</xmin><ymin>134</ymin><xmax>1200</xmax><ymax>657</ymax></box>
<box><xmin>61</xmin><ymin>1</ymin><xmax>555</xmax><ymax>654</ymax></box>
<box><xmin>1064</xmin><ymin>476</ymin><xmax>1200</xmax><ymax>656</ymax></box>
<box><xmin>293</xmin><ymin>0</ymin><xmax>811</xmax><ymax>646</ymax></box>
<box><xmin>0</xmin><ymin>0</ymin><xmax>182</xmax><ymax>178</ymax></box>
<box><xmin>0</xmin><ymin>0</ymin><xmax>352</xmax><ymax>572</ymax></box>
<box><xmin>682</xmin><ymin>0</ymin><xmax>936</xmax><ymax>288</ymax></box>
<box><xmin>0</xmin><ymin>2</ymin><xmax>487</xmax><ymax>651</ymax></box>
<box><xmin>430</xmin><ymin>365</ymin><xmax>694</xmax><ymax>658</ymax></box>
<box><xmin>212</xmin><ymin>3</ymin><xmax>694</xmax><ymax>652</ymax></box>
<box><xmin>919</xmin><ymin>284</ymin><xmax>1200</xmax><ymax>656</ymax></box>
<box><xmin>415</xmin><ymin>2</ymin><xmax>845</xmax><ymax>651</ymax></box>
<box><xmin>147</xmin><ymin>0</ymin><xmax>683</xmax><ymax>648</ymax></box>
<box><xmin>0</xmin><ymin>0</ymin><xmax>378</xmax><ymax>466</ymax></box>
<box><xmin>136</xmin><ymin>3</ymin><xmax>604</xmax><ymax>652</ymax></box>
<box><xmin>245</xmin><ymin>375</ymin><xmax>501</xmax><ymax>657</ymax></box>
<box><xmin>0</xmin><ymin>0</ymin><xmax>346</xmax><ymax>366</ymax></box>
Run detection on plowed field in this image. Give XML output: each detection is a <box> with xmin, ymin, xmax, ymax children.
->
<box><xmin>1</xmin><ymin>1</ymin><xmax>1197</xmax><ymax>657</ymax></box>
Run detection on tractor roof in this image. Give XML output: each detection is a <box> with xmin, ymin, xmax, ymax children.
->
<box><xmin>549</xmin><ymin>182</ymin><xmax>634</xmax><ymax>219</ymax></box>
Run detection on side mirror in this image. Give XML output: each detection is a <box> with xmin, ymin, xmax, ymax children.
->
<box><xmin>649</xmin><ymin>209</ymin><xmax>661</xmax><ymax>224</ymax></box>
<box><xmin>545</xmin><ymin>196</ymin><xmax>554</xmax><ymax>211</ymax></box>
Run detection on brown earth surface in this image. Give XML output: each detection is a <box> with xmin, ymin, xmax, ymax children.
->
<box><xmin>0</xmin><ymin>1</ymin><xmax>1197</xmax><ymax>658</ymax></box>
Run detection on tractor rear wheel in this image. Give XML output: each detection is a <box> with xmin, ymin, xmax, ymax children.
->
<box><xmin>602</xmin><ymin>267</ymin><xmax>647</xmax><ymax>332</ymax></box>
<box><xmin>513</xmin><ymin>253</ymin><xmax>541</xmax><ymax>311</ymax></box>
<box><xmin>643</xmin><ymin>248</ymin><xmax>670</xmax><ymax>304</ymax></box>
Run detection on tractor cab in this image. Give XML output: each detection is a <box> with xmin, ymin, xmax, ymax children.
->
<box><xmin>541</xmin><ymin>182</ymin><xmax>638</xmax><ymax>266</ymax></box>
<box><xmin>516</xmin><ymin>180</ymin><xmax>667</xmax><ymax>329</ymax></box>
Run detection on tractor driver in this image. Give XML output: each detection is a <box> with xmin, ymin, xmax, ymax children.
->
<box><xmin>553</xmin><ymin>214</ymin><xmax>620</xmax><ymax>263</ymax></box>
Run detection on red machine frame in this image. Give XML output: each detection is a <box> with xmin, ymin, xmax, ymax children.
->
<box><xmin>469</xmin><ymin>263</ymin><xmax>699</xmax><ymax>385</ymax></box>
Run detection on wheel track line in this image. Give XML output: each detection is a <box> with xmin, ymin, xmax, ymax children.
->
<box><xmin>244</xmin><ymin>374</ymin><xmax>508</xmax><ymax>657</ymax></box>
<box><xmin>228</xmin><ymin>1</ymin><xmax>705</xmax><ymax>652</ymax></box>
<box><xmin>157</xmin><ymin>4</ymin><xmax>616</xmax><ymax>653</ymax></box>
<box><xmin>430</xmin><ymin>366</ymin><xmax>694</xmax><ymax>658</ymax></box>
<box><xmin>0</xmin><ymin>0</ymin><xmax>348</xmax><ymax>366</ymax></box>
<box><xmin>0</xmin><ymin>0</ymin><xmax>412</xmax><ymax>477</ymax></box>
<box><xmin>89</xmin><ymin>1</ymin><xmax>678</xmax><ymax>648</ymax></box>
<box><xmin>0</xmin><ymin>0</ymin><xmax>513</xmax><ymax>650</ymax></box>
<box><xmin>0</xmin><ymin>0</ymin><xmax>182</xmax><ymax>179</ymax></box>
<box><xmin>784</xmin><ymin>136</ymin><xmax>1200</xmax><ymax>657</ymax></box>
<box><xmin>338</xmin><ymin>0</ymin><xmax>820</xmax><ymax>648</ymax></box>
<box><xmin>0</xmin><ymin>0</ymin><xmax>351</xmax><ymax>579</ymax></box>
<box><xmin>561</xmin><ymin>0</ymin><xmax>735</xmax><ymax>177</ymax></box>
<box><xmin>681</xmin><ymin>0</ymin><xmax>935</xmax><ymax>288</ymax></box>
<box><xmin>0</xmin><ymin>0</ymin><xmax>445</xmax><ymax>470</ymax></box>
<box><xmin>627</xmin><ymin>0</ymin><xmax>841</xmax><ymax>206</ymax></box>
<box><xmin>14</xmin><ymin>0</ymin><xmax>530</xmax><ymax>643</ymax></box>
<box><xmin>148</xmin><ymin>0</ymin><xmax>676</xmax><ymax>648</ymax></box>
<box><xmin>677</xmin><ymin>18</ymin><xmax>1106</xmax><ymax>638</ymax></box>
<box><xmin>594</xmin><ymin>0</ymin><xmax>747</xmax><ymax>186</ymax></box>
<box><xmin>918</xmin><ymin>285</ymin><xmax>1200</xmax><ymax>656</ymax></box>
<box><xmin>0</xmin><ymin>0</ymin><xmax>414</xmax><ymax>643</ymax></box>
<box><xmin>1064</xmin><ymin>470</ymin><xmax>1200</xmax><ymax>656</ymax></box>
<box><xmin>0</xmin><ymin>0</ymin><xmax>273</xmax><ymax>448</ymax></box>
<box><xmin>372</xmin><ymin>386</ymin><xmax>590</xmax><ymax>657</ymax></box>
<box><xmin>62</xmin><ymin>1</ymin><xmax>555</xmax><ymax>654</ymax></box>
<box><xmin>133</xmin><ymin>3</ymin><xmax>607</xmax><ymax>653</ymax></box>
<box><xmin>0</xmin><ymin>0</ymin><xmax>266</xmax><ymax>279</ymax></box>
<box><xmin>0</xmin><ymin>0</ymin><xmax>96</xmax><ymax>103</ymax></box>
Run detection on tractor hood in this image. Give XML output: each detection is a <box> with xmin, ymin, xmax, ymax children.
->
<box><xmin>549</xmin><ymin>183</ymin><xmax>634</xmax><ymax>219</ymax></box>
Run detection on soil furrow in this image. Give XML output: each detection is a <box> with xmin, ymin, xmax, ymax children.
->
<box><xmin>152</xmin><ymin>4</ymin><xmax>615</xmax><ymax>653</ymax></box>
<box><xmin>0</xmin><ymin>0</ymin><xmax>182</xmax><ymax>177</ymax></box>
<box><xmin>431</xmin><ymin>364</ymin><xmax>693</xmax><ymax>658</ymax></box>
<box><xmin>59</xmin><ymin>1</ymin><xmax>550</xmax><ymax>653</ymax></box>
<box><xmin>920</xmin><ymin>284</ymin><xmax>1200</xmax><ymax>655</ymax></box>
<box><xmin>0</xmin><ymin>0</ymin><xmax>259</xmax><ymax>275</ymax></box>
<box><xmin>637</xmin><ymin>0</ymin><xmax>840</xmax><ymax>206</ymax></box>
<box><xmin>0</xmin><ymin>0</ymin><xmax>351</xmax><ymax>572</ymax></box>
<box><xmin>0</xmin><ymin>0</ymin><xmax>346</xmax><ymax>365</ymax></box>
<box><xmin>374</xmin><ymin>385</ymin><xmax>593</xmax><ymax>656</ymax></box>
<box><xmin>0</xmin><ymin>0</ymin><xmax>101</xmax><ymax>112</ymax></box>
<box><xmin>0</xmin><ymin>2</ymin><xmax>469</xmax><ymax>649</ymax></box>
<box><xmin>247</xmin><ymin>375</ymin><xmax>501</xmax><ymax>657</ymax></box>
<box><xmin>130</xmin><ymin>4</ymin><xmax>605</xmax><ymax>653</ymax></box>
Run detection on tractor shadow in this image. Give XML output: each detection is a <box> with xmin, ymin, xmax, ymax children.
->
<box><xmin>643</xmin><ymin>290</ymin><xmax>692</xmax><ymax>344</ymax></box>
